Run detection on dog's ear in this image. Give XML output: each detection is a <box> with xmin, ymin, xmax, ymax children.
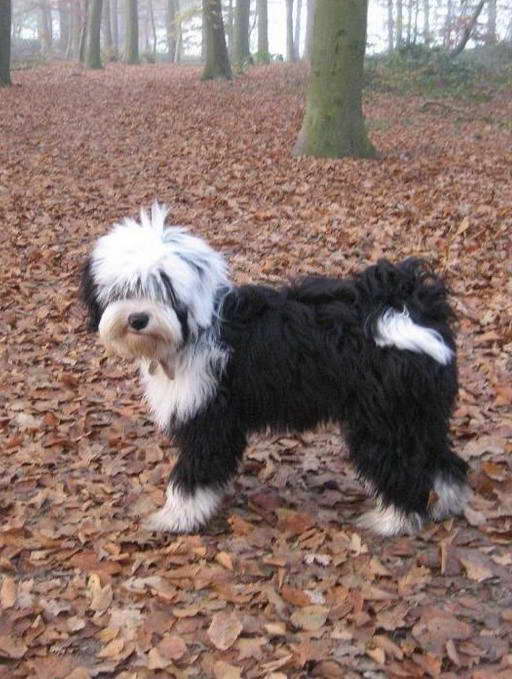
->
<box><xmin>79</xmin><ymin>258</ymin><xmax>102</xmax><ymax>332</ymax></box>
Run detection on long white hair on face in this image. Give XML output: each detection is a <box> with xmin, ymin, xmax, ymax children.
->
<box><xmin>90</xmin><ymin>202</ymin><xmax>231</xmax><ymax>334</ymax></box>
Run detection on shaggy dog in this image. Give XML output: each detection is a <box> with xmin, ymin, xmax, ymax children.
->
<box><xmin>80</xmin><ymin>204</ymin><xmax>469</xmax><ymax>536</ymax></box>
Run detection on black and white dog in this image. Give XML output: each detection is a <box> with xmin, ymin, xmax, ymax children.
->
<box><xmin>81</xmin><ymin>204</ymin><xmax>469</xmax><ymax>536</ymax></box>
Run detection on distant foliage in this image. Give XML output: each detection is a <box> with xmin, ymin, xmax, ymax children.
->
<box><xmin>366</xmin><ymin>44</ymin><xmax>512</xmax><ymax>99</ymax></box>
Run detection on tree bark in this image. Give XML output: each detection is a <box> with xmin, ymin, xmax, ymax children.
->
<box><xmin>293</xmin><ymin>0</ymin><xmax>376</xmax><ymax>159</ymax></box>
<box><xmin>86</xmin><ymin>0</ymin><xmax>103</xmax><ymax>68</ymax></box>
<box><xmin>396</xmin><ymin>0</ymin><xmax>403</xmax><ymax>47</ymax></box>
<box><xmin>148</xmin><ymin>0</ymin><xmax>157</xmax><ymax>57</ymax></box>
<box><xmin>423</xmin><ymin>0</ymin><xmax>429</xmax><ymax>44</ymax></box>
<box><xmin>294</xmin><ymin>0</ymin><xmax>302</xmax><ymax>58</ymax></box>
<box><xmin>79</xmin><ymin>0</ymin><xmax>89</xmax><ymax>63</ymax></box>
<box><xmin>257</xmin><ymin>0</ymin><xmax>269</xmax><ymax>62</ymax></box>
<box><xmin>166</xmin><ymin>0</ymin><xmax>177</xmax><ymax>62</ymax></box>
<box><xmin>58</xmin><ymin>0</ymin><xmax>71</xmax><ymax>52</ymax></box>
<box><xmin>449</xmin><ymin>0</ymin><xmax>486</xmax><ymax>58</ymax></box>
<box><xmin>39</xmin><ymin>0</ymin><xmax>53</xmax><ymax>53</ymax></box>
<box><xmin>125</xmin><ymin>0</ymin><xmax>139</xmax><ymax>64</ymax></box>
<box><xmin>387</xmin><ymin>0</ymin><xmax>394</xmax><ymax>52</ymax></box>
<box><xmin>0</xmin><ymin>0</ymin><xmax>11</xmax><ymax>87</ymax></box>
<box><xmin>486</xmin><ymin>0</ymin><xmax>496</xmax><ymax>43</ymax></box>
<box><xmin>103</xmin><ymin>0</ymin><xmax>114</xmax><ymax>59</ymax></box>
<box><xmin>202</xmin><ymin>0</ymin><xmax>232</xmax><ymax>79</ymax></box>
<box><xmin>286</xmin><ymin>0</ymin><xmax>295</xmax><ymax>61</ymax></box>
<box><xmin>234</xmin><ymin>0</ymin><xmax>250</xmax><ymax>67</ymax></box>
<box><xmin>111</xmin><ymin>0</ymin><xmax>119</xmax><ymax>58</ymax></box>
<box><xmin>304</xmin><ymin>0</ymin><xmax>315</xmax><ymax>60</ymax></box>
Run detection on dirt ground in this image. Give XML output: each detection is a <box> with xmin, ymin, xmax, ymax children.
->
<box><xmin>0</xmin><ymin>63</ymin><xmax>511</xmax><ymax>678</ymax></box>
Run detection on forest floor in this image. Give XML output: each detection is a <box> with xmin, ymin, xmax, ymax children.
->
<box><xmin>0</xmin><ymin>63</ymin><xmax>511</xmax><ymax>679</ymax></box>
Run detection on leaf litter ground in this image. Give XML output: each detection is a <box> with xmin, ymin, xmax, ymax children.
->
<box><xmin>0</xmin><ymin>64</ymin><xmax>511</xmax><ymax>678</ymax></box>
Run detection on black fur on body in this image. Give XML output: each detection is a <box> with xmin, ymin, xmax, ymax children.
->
<box><xmin>152</xmin><ymin>259</ymin><xmax>466</xmax><ymax>525</ymax></box>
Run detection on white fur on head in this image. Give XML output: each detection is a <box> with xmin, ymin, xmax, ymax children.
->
<box><xmin>374</xmin><ymin>307</ymin><xmax>453</xmax><ymax>365</ymax></box>
<box><xmin>90</xmin><ymin>202</ymin><xmax>231</xmax><ymax>332</ymax></box>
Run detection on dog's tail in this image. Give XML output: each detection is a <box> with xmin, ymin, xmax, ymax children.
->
<box><xmin>362</xmin><ymin>258</ymin><xmax>455</xmax><ymax>365</ymax></box>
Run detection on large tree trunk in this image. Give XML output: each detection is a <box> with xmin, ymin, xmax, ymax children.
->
<box><xmin>487</xmin><ymin>0</ymin><xmax>496</xmax><ymax>43</ymax></box>
<box><xmin>294</xmin><ymin>0</ymin><xmax>302</xmax><ymax>58</ymax></box>
<box><xmin>225</xmin><ymin>0</ymin><xmax>234</xmax><ymax>55</ymax></box>
<box><xmin>449</xmin><ymin>0</ymin><xmax>486</xmax><ymax>58</ymax></box>
<box><xmin>0</xmin><ymin>0</ymin><xmax>11</xmax><ymax>87</ymax></box>
<box><xmin>111</xmin><ymin>0</ymin><xmax>119</xmax><ymax>58</ymax></box>
<box><xmin>293</xmin><ymin>0</ymin><xmax>376</xmax><ymax>159</ymax></box>
<box><xmin>202</xmin><ymin>0</ymin><xmax>232</xmax><ymax>79</ymax></box>
<box><xmin>39</xmin><ymin>0</ymin><xmax>53</xmax><ymax>53</ymax></box>
<box><xmin>423</xmin><ymin>0</ymin><xmax>430</xmax><ymax>44</ymax></box>
<box><xmin>125</xmin><ymin>0</ymin><xmax>139</xmax><ymax>64</ymax></box>
<box><xmin>234</xmin><ymin>0</ymin><xmax>250</xmax><ymax>67</ymax></box>
<box><xmin>396</xmin><ymin>0</ymin><xmax>403</xmax><ymax>47</ymax></box>
<box><xmin>286</xmin><ymin>0</ymin><xmax>295</xmax><ymax>61</ymax></box>
<box><xmin>387</xmin><ymin>0</ymin><xmax>394</xmax><ymax>51</ymax></box>
<box><xmin>79</xmin><ymin>0</ymin><xmax>89</xmax><ymax>62</ymax></box>
<box><xmin>148</xmin><ymin>0</ymin><xmax>157</xmax><ymax>57</ymax></box>
<box><xmin>58</xmin><ymin>0</ymin><xmax>71</xmax><ymax>52</ymax></box>
<box><xmin>86</xmin><ymin>0</ymin><xmax>103</xmax><ymax>68</ymax></box>
<box><xmin>166</xmin><ymin>0</ymin><xmax>177</xmax><ymax>62</ymax></box>
<box><xmin>256</xmin><ymin>0</ymin><xmax>269</xmax><ymax>62</ymax></box>
<box><xmin>304</xmin><ymin>0</ymin><xmax>315</xmax><ymax>60</ymax></box>
<box><xmin>103</xmin><ymin>0</ymin><xmax>114</xmax><ymax>59</ymax></box>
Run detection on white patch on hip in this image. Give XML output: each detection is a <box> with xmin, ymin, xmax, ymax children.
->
<box><xmin>430</xmin><ymin>476</ymin><xmax>470</xmax><ymax>520</ymax></box>
<box><xmin>140</xmin><ymin>335</ymin><xmax>228</xmax><ymax>428</ymax></box>
<box><xmin>374</xmin><ymin>307</ymin><xmax>453</xmax><ymax>365</ymax></box>
<box><xmin>144</xmin><ymin>483</ymin><xmax>223</xmax><ymax>533</ymax></box>
<box><xmin>357</xmin><ymin>502</ymin><xmax>423</xmax><ymax>536</ymax></box>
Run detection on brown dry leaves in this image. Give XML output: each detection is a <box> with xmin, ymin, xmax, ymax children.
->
<box><xmin>0</xmin><ymin>63</ymin><xmax>511</xmax><ymax>678</ymax></box>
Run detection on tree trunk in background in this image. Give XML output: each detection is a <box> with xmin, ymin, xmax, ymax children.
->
<box><xmin>257</xmin><ymin>0</ymin><xmax>269</xmax><ymax>62</ymax></box>
<box><xmin>444</xmin><ymin>0</ymin><xmax>452</xmax><ymax>47</ymax></box>
<box><xmin>58</xmin><ymin>0</ymin><xmax>70</xmax><ymax>52</ymax></box>
<box><xmin>234</xmin><ymin>0</ymin><xmax>250</xmax><ymax>67</ymax></box>
<box><xmin>286</xmin><ymin>0</ymin><xmax>295</xmax><ymax>61</ymax></box>
<box><xmin>111</xmin><ymin>0</ymin><xmax>119</xmax><ymax>58</ymax></box>
<box><xmin>79</xmin><ymin>0</ymin><xmax>89</xmax><ymax>62</ymax></box>
<box><xmin>148</xmin><ymin>0</ymin><xmax>157</xmax><ymax>57</ymax></box>
<box><xmin>0</xmin><ymin>0</ymin><xmax>11</xmax><ymax>87</ymax></box>
<box><xmin>395</xmin><ymin>0</ymin><xmax>403</xmax><ymax>47</ymax></box>
<box><xmin>293</xmin><ymin>0</ymin><xmax>376</xmax><ymax>159</ymax></box>
<box><xmin>487</xmin><ymin>0</ymin><xmax>497</xmax><ymax>43</ymax></box>
<box><xmin>166</xmin><ymin>0</ymin><xmax>177</xmax><ymax>62</ymax></box>
<box><xmin>86</xmin><ymin>0</ymin><xmax>103</xmax><ymax>68</ymax></box>
<box><xmin>202</xmin><ymin>0</ymin><xmax>232</xmax><ymax>79</ymax></box>
<box><xmin>103</xmin><ymin>0</ymin><xmax>114</xmax><ymax>59</ymax></box>
<box><xmin>387</xmin><ymin>0</ymin><xmax>394</xmax><ymax>51</ymax></box>
<box><xmin>226</xmin><ymin>0</ymin><xmax>233</xmax><ymax>55</ymax></box>
<box><xmin>294</xmin><ymin>0</ymin><xmax>302</xmax><ymax>58</ymax></box>
<box><xmin>406</xmin><ymin>0</ymin><xmax>412</xmax><ymax>45</ymax></box>
<box><xmin>449</xmin><ymin>0</ymin><xmax>486</xmax><ymax>58</ymax></box>
<box><xmin>39</xmin><ymin>0</ymin><xmax>53</xmax><ymax>53</ymax></box>
<box><xmin>304</xmin><ymin>0</ymin><xmax>315</xmax><ymax>60</ymax></box>
<box><xmin>423</xmin><ymin>0</ymin><xmax>429</xmax><ymax>44</ymax></box>
<box><xmin>125</xmin><ymin>0</ymin><xmax>139</xmax><ymax>63</ymax></box>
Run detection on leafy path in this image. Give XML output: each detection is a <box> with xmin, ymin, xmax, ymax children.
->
<box><xmin>0</xmin><ymin>64</ymin><xmax>511</xmax><ymax>678</ymax></box>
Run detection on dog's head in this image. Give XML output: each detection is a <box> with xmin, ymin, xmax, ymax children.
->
<box><xmin>80</xmin><ymin>204</ymin><xmax>230</xmax><ymax>375</ymax></box>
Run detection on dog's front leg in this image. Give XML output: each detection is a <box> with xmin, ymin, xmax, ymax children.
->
<box><xmin>145</xmin><ymin>412</ymin><xmax>247</xmax><ymax>534</ymax></box>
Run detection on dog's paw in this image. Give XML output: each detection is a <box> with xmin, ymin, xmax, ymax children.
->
<box><xmin>357</xmin><ymin>505</ymin><xmax>423</xmax><ymax>536</ymax></box>
<box><xmin>143</xmin><ymin>484</ymin><xmax>223</xmax><ymax>534</ymax></box>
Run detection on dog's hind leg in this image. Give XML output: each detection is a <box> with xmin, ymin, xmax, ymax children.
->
<box><xmin>145</xmin><ymin>404</ymin><xmax>247</xmax><ymax>534</ymax></box>
<box><xmin>344</xmin><ymin>364</ymin><xmax>469</xmax><ymax>536</ymax></box>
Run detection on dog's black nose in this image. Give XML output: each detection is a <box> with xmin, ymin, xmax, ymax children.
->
<box><xmin>128</xmin><ymin>313</ymin><xmax>149</xmax><ymax>331</ymax></box>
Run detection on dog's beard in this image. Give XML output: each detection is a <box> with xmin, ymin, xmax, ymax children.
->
<box><xmin>98</xmin><ymin>299</ymin><xmax>181</xmax><ymax>378</ymax></box>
